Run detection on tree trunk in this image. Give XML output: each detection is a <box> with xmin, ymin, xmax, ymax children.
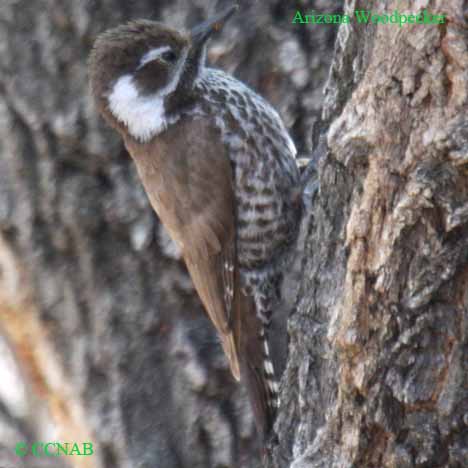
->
<box><xmin>0</xmin><ymin>1</ymin><xmax>337</xmax><ymax>468</ymax></box>
<box><xmin>269</xmin><ymin>1</ymin><xmax>468</xmax><ymax>467</ymax></box>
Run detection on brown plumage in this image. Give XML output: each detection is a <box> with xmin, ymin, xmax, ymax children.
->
<box><xmin>125</xmin><ymin>118</ymin><xmax>241</xmax><ymax>380</ymax></box>
<box><xmin>89</xmin><ymin>5</ymin><xmax>300</xmax><ymax>439</ymax></box>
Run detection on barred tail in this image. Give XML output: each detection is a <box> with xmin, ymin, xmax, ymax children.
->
<box><xmin>233</xmin><ymin>286</ymin><xmax>279</xmax><ymax>439</ymax></box>
<box><xmin>260</xmin><ymin>328</ymin><xmax>280</xmax><ymax>410</ymax></box>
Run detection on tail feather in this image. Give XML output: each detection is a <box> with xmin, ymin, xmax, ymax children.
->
<box><xmin>261</xmin><ymin>332</ymin><xmax>280</xmax><ymax>409</ymax></box>
<box><xmin>233</xmin><ymin>284</ymin><xmax>279</xmax><ymax>439</ymax></box>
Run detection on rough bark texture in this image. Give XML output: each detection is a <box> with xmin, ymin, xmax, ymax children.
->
<box><xmin>268</xmin><ymin>1</ymin><xmax>468</xmax><ymax>467</ymax></box>
<box><xmin>0</xmin><ymin>1</ymin><xmax>337</xmax><ymax>468</ymax></box>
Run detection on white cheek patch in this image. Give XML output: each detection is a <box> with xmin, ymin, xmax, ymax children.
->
<box><xmin>108</xmin><ymin>74</ymin><xmax>166</xmax><ymax>142</ymax></box>
<box><xmin>137</xmin><ymin>46</ymin><xmax>171</xmax><ymax>70</ymax></box>
<box><xmin>107</xmin><ymin>49</ymin><xmax>188</xmax><ymax>143</ymax></box>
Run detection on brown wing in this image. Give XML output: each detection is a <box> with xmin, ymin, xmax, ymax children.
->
<box><xmin>125</xmin><ymin>117</ymin><xmax>240</xmax><ymax>380</ymax></box>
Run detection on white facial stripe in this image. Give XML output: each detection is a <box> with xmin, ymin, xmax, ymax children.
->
<box><xmin>162</xmin><ymin>48</ymin><xmax>188</xmax><ymax>96</ymax></box>
<box><xmin>107</xmin><ymin>49</ymin><xmax>188</xmax><ymax>142</ymax></box>
<box><xmin>137</xmin><ymin>46</ymin><xmax>171</xmax><ymax>70</ymax></box>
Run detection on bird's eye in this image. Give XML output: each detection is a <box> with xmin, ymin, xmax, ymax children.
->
<box><xmin>161</xmin><ymin>50</ymin><xmax>177</xmax><ymax>63</ymax></box>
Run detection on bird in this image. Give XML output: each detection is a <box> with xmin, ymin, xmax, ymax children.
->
<box><xmin>88</xmin><ymin>4</ymin><xmax>300</xmax><ymax>439</ymax></box>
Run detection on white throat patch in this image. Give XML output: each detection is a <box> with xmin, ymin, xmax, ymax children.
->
<box><xmin>107</xmin><ymin>49</ymin><xmax>188</xmax><ymax>142</ymax></box>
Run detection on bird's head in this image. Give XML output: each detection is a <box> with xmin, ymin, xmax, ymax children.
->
<box><xmin>88</xmin><ymin>5</ymin><xmax>237</xmax><ymax>141</ymax></box>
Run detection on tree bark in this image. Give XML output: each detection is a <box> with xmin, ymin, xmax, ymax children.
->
<box><xmin>0</xmin><ymin>1</ymin><xmax>337</xmax><ymax>468</ymax></box>
<box><xmin>269</xmin><ymin>1</ymin><xmax>468</xmax><ymax>467</ymax></box>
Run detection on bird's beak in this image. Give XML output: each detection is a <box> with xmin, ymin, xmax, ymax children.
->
<box><xmin>176</xmin><ymin>5</ymin><xmax>237</xmax><ymax>94</ymax></box>
<box><xmin>191</xmin><ymin>4</ymin><xmax>238</xmax><ymax>47</ymax></box>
